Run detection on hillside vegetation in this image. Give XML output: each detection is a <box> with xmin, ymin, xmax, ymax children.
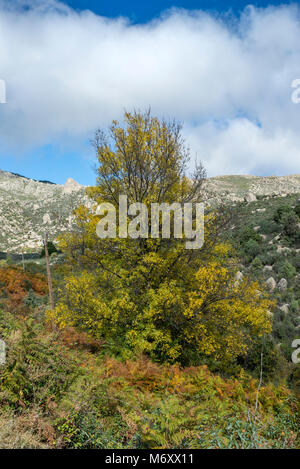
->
<box><xmin>0</xmin><ymin>111</ymin><xmax>299</xmax><ymax>449</ymax></box>
<box><xmin>0</xmin><ymin>305</ymin><xmax>298</xmax><ymax>449</ymax></box>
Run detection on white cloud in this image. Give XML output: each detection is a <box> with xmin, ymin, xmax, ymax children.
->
<box><xmin>0</xmin><ymin>0</ymin><xmax>300</xmax><ymax>176</ymax></box>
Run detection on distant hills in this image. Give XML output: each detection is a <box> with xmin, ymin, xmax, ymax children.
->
<box><xmin>8</xmin><ymin>171</ymin><xmax>56</xmax><ymax>185</ymax></box>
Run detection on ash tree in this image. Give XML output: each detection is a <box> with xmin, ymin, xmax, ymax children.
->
<box><xmin>50</xmin><ymin>110</ymin><xmax>272</xmax><ymax>365</ymax></box>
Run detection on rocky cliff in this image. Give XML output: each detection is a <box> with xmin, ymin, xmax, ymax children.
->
<box><xmin>0</xmin><ymin>170</ymin><xmax>87</xmax><ymax>252</ymax></box>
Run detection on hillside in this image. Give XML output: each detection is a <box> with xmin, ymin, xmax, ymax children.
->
<box><xmin>0</xmin><ymin>170</ymin><xmax>87</xmax><ymax>252</ymax></box>
<box><xmin>202</xmin><ymin>174</ymin><xmax>300</xmax><ymax>205</ymax></box>
<box><xmin>0</xmin><ymin>167</ymin><xmax>299</xmax><ymax>449</ymax></box>
<box><xmin>0</xmin><ymin>169</ymin><xmax>299</xmax><ymax>253</ymax></box>
<box><xmin>0</xmin><ymin>192</ymin><xmax>299</xmax><ymax>448</ymax></box>
<box><xmin>225</xmin><ymin>192</ymin><xmax>300</xmax><ymax>374</ymax></box>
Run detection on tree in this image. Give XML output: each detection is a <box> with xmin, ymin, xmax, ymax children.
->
<box><xmin>40</xmin><ymin>241</ymin><xmax>58</xmax><ymax>258</ymax></box>
<box><xmin>49</xmin><ymin>110</ymin><xmax>272</xmax><ymax>364</ymax></box>
<box><xmin>44</xmin><ymin>234</ymin><xmax>55</xmax><ymax>312</ymax></box>
<box><xmin>283</xmin><ymin>214</ymin><xmax>298</xmax><ymax>238</ymax></box>
<box><xmin>273</xmin><ymin>205</ymin><xmax>293</xmax><ymax>224</ymax></box>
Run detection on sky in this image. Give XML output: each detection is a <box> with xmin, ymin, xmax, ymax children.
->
<box><xmin>65</xmin><ymin>0</ymin><xmax>290</xmax><ymax>23</ymax></box>
<box><xmin>0</xmin><ymin>0</ymin><xmax>300</xmax><ymax>185</ymax></box>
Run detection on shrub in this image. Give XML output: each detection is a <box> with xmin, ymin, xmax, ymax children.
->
<box><xmin>243</xmin><ymin>239</ymin><xmax>261</xmax><ymax>260</ymax></box>
<box><xmin>251</xmin><ymin>256</ymin><xmax>263</xmax><ymax>275</ymax></box>
<box><xmin>273</xmin><ymin>205</ymin><xmax>294</xmax><ymax>224</ymax></box>
<box><xmin>24</xmin><ymin>289</ymin><xmax>44</xmax><ymax>308</ymax></box>
<box><xmin>239</xmin><ymin>226</ymin><xmax>261</xmax><ymax>245</ymax></box>
<box><xmin>277</xmin><ymin>260</ymin><xmax>296</xmax><ymax>280</ymax></box>
<box><xmin>283</xmin><ymin>215</ymin><xmax>299</xmax><ymax>238</ymax></box>
<box><xmin>290</xmin><ymin>299</ymin><xmax>299</xmax><ymax>313</ymax></box>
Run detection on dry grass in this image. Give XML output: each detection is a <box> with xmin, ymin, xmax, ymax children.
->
<box><xmin>0</xmin><ymin>408</ymin><xmax>55</xmax><ymax>449</ymax></box>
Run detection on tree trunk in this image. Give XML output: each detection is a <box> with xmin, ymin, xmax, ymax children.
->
<box><xmin>44</xmin><ymin>233</ymin><xmax>55</xmax><ymax>311</ymax></box>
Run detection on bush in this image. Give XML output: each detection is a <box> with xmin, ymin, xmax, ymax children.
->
<box><xmin>24</xmin><ymin>289</ymin><xmax>44</xmax><ymax>308</ymax></box>
<box><xmin>240</xmin><ymin>336</ymin><xmax>279</xmax><ymax>381</ymax></box>
<box><xmin>283</xmin><ymin>215</ymin><xmax>299</xmax><ymax>238</ymax></box>
<box><xmin>243</xmin><ymin>239</ymin><xmax>261</xmax><ymax>260</ymax></box>
<box><xmin>277</xmin><ymin>260</ymin><xmax>296</xmax><ymax>280</ymax></box>
<box><xmin>23</xmin><ymin>262</ymin><xmax>46</xmax><ymax>275</ymax></box>
<box><xmin>54</xmin><ymin>355</ymin><xmax>299</xmax><ymax>449</ymax></box>
<box><xmin>239</xmin><ymin>226</ymin><xmax>261</xmax><ymax>245</ymax></box>
<box><xmin>251</xmin><ymin>256</ymin><xmax>263</xmax><ymax>275</ymax></box>
<box><xmin>294</xmin><ymin>202</ymin><xmax>300</xmax><ymax>217</ymax></box>
<box><xmin>0</xmin><ymin>314</ymin><xmax>298</xmax><ymax>449</ymax></box>
<box><xmin>290</xmin><ymin>299</ymin><xmax>299</xmax><ymax>313</ymax></box>
<box><xmin>273</xmin><ymin>205</ymin><xmax>294</xmax><ymax>224</ymax></box>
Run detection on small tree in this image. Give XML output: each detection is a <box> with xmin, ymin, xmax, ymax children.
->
<box><xmin>40</xmin><ymin>241</ymin><xmax>58</xmax><ymax>258</ymax></box>
<box><xmin>283</xmin><ymin>215</ymin><xmax>298</xmax><ymax>238</ymax></box>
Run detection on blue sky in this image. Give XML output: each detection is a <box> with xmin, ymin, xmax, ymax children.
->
<box><xmin>0</xmin><ymin>0</ymin><xmax>300</xmax><ymax>185</ymax></box>
<box><xmin>65</xmin><ymin>1</ymin><xmax>293</xmax><ymax>23</ymax></box>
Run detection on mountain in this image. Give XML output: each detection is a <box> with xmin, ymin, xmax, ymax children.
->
<box><xmin>0</xmin><ymin>170</ymin><xmax>87</xmax><ymax>252</ymax></box>
<box><xmin>0</xmin><ymin>169</ymin><xmax>299</xmax><ymax>252</ymax></box>
<box><xmin>202</xmin><ymin>174</ymin><xmax>300</xmax><ymax>205</ymax></box>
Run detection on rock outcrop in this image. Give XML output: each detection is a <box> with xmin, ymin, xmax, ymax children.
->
<box><xmin>279</xmin><ymin>304</ymin><xmax>290</xmax><ymax>314</ymax></box>
<box><xmin>278</xmin><ymin>278</ymin><xmax>288</xmax><ymax>291</ymax></box>
<box><xmin>266</xmin><ymin>277</ymin><xmax>276</xmax><ymax>292</ymax></box>
<box><xmin>63</xmin><ymin>178</ymin><xmax>83</xmax><ymax>194</ymax></box>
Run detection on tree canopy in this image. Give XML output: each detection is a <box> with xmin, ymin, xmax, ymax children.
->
<box><xmin>50</xmin><ymin>110</ymin><xmax>272</xmax><ymax>365</ymax></box>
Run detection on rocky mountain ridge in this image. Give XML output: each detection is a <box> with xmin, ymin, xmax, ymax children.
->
<box><xmin>202</xmin><ymin>174</ymin><xmax>300</xmax><ymax>205</ymax></box>
<box><xmin>0</xmin><ymin>170</ymin><xmax>87</xmax><ymax>252</ymax></box>
<box><xmin>0</xmin><ymin>170</ymin><xmax>299</xmax><ymax>252</ymax></box>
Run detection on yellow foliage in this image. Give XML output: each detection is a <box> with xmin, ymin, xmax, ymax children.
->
<box><xmin>50</xmin><ymin>111</ymin><xmax>273</xmax><ymax>364</ymax></box>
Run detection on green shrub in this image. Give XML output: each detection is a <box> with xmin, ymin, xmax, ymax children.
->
<box><xmin>277</xmin><ymin>260</ymin><xmax>296</xmax><ymax>280</ymax></box>
<box><xmin>273</xmin><ymin>205</ymin><xmax>294</xmax><ymax>224</ymax></box>
<box><xmin>24</xmin><ymin>289</ymin><xmax>43</xmax><ymax>308</ymax></box>
<box><xmin>251</xmin><ymin>256</ymin><xmax>263</xmax><ymax>275</ymax></box>
<box><xmin>55</xmin><ymin>409</ymin><xmax>125</xmax><ymax>449</ymax></box>
<box><xmin>290</xmin><ymin>299</ymin><xmax>299</xmax><ymax>313</ymax></box>
<box><xmin>243</xmin><ymin>239</ymin><xmax>261</xmax><ymax>260</ymax></box>
<box><xmin>239</xmin><ymin>226</ymin><xmax>261</xmax><ymax>245</ymax></box>
<box><xmin>240</xmin><ymin>336</ymin><xmax>279</xmax><ymax>381</ymax></box>
<box><xmin>294</xmin><ymin>202</ymin><xmax>300</xmax><ymax>217</ymax></box>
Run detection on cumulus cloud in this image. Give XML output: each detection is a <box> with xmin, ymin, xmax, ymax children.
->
<box><xmin>0</xmin><ymin>0</ymin><xmax>300</xmax><ymax>176</ymax></box>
